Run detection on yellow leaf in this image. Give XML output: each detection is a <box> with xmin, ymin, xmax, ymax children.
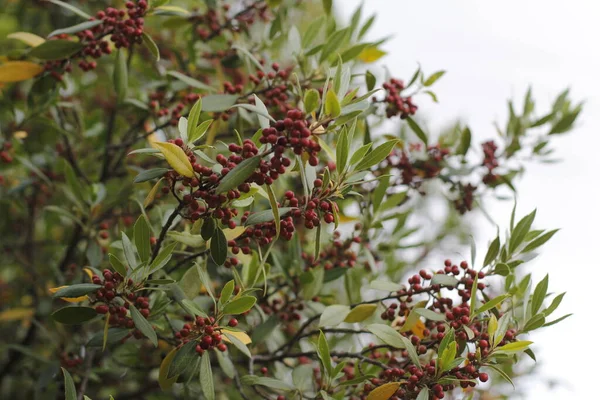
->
<box><xmin>7</xmin><ymin>32</ymin><xmax>46</xmax><ymax>47</ymax></box>
<box><xmin>0</xmin><ymin>61</ymin><xmax>44</xmax><ymax>83</ymax></box>
<box><xmin>154</xmin><ymin>5</ymin><xmax>191</xmax><ymax>16</ymax></box>
<box><xmin>0</xmin><ymin>307</ymin><xmax>34</xmax><ymax>322</ymax></box>
<box><xmin>83</xmin><ymin>268</ymin><xmax>94</xmax><ymax>281</ymax></box>
<box><xmin>158</xmin><ymin>347</ymin><xmax>179</xmax><ymax>391</ymax></box>
<box><xmin>221</xmin><ymin>329</ymin><xmax>252</xmax><ymax>345</ymax></box>
<box><xmin>344</xmin><ymin>304</ymin><xmax>378</xmax><ymax>323</ymax></box>
<box><xmin>13</xmin><ymin>130</ymin><xmax>28</xmax><ymax>139</ymax></box>
<box><xmin>223</xmin><ymin>226</ymin><xmax>246</xmax><ymax>241</ymax></box>
<box><xmin>147</xmin><ymin>132</ymin><xmax>160</xmax><ymax>148</ymax></box>
<box><xmin>358</xmin><ymin>47</ymin><xmax>387</xmax><ymax>64</ymax></box>
<box><xmin>337</xmin><ymin>214</ymin><xmax>359</xmax><ymax>223</ymax></box>
<box><xmin>153</xmin><ymin>142</ymin><xmax>195</xmax><ymax>178</ymax></box>
<box><xmin>144</xmin><ymin>177</ymin><xmax>164</xmax><ymax>208</ymax></box>
<box><xmin>412</xmin><ymin>318</ymin><xmax>426</xmax><ymax>339</ymax></box>
<box><xmin>366</xmin><ymin>382</ymin><xmax>401</xmax><ymax>400</ymax></box>
<box><xmin>48</xmin><ymin>286</ymin><xmax>88</xmax><ymax>303</ymax></box>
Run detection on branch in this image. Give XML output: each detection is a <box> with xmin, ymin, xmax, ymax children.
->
<box><xmin>150</xmin><ymin>202</ymin><xmax>185</xmax><ymax>262</ymax></box>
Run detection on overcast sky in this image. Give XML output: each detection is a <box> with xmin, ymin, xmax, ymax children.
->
<box><xmin>342</xmin><ymin>1</ymin><xmax>599</xmax><ymax>398</ymax></box>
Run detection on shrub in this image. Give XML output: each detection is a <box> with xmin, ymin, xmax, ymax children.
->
<box><xmin>0</xmin><ymin>1</ymin><xmax>579</xmax><ymax>399</ymax></box>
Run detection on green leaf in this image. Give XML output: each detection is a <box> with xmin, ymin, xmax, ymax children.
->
<box><xmin>414</xmin><ymin>308</ymin><xmax>445</xmax><ymax>321</ymax></box>
<box><xmin>423</xmin><ymin>70</ymin><xmax>446</xmax><ymax>87</ymax></box>
<box><xmin>438</xmin><ymin>328</ymin><xmax>455</xmax><ymax>358</ymax></box>
<box><xmin>219</xmin><ymin>280</ymin><xmax>235</xmax><ymax>306</ymax></box>
<box><xmin>494</xmin><ymin>313</ymin><xmax>511</xmax><ymax>348</ymax></box>
<box><xmin>522</xmin><ymin>314</ymin><xmax>545</xmax><ymax>332</ymax></box>
<box><xmin>543</xmin><ymin>313</ymin><xmax>572</xmax><ymax>327</ymax></box>
<box><xmin>52</xmin><ymin>284</ymin><xmax>101</xmax><ymax>299</ymax></box>
<box><xmin>509</xmin><ymin>209</ymin><xmax>536</xmax><ymax>252</ymax></box>
<box><xmin>317</xmin><ymin>330</ymin><xmax>332</xmax><ymax>376</ymax></box>
<box><xmin>431</xmin><ymin>274</ymin><xmax>459</xmax><ymax>287</ymax></box>
<box><xmin>28</xmin><ymin>39</ymin><xmax>84</xmax><ymax>61</ymax></box>
<box><xmin>210</xmin><ymin>226</ymin><xmax>227</xmax><ymax>266</ymax></box>
<box><xmin>47</xmin><ymin>0</ymin><xmax>90</xmax><ymax>19</ymax></box>
<box><xmin>304</xmin><ymin>89</ymin><xmax>320</xmax><ymax>114</ymax></box>
<box><xmin>187</xmin><ymin>97</ymin><xmax>203</xmax><ymax>141</ymax></box>
<box><xmin>522</xmin><ymin>229</ymin><xmax>559</xmax><ymax>253</ymax></box>
<box><xmin>190</xmin><ymin>119</ymin><xmax>213</xmax><ymax>144</ymax></box>
<box><xmin>114</xmin><ymin>49</ymin><xmax>128</xmax><ymax>102</ymax></box>
<box><xmin>147</xmin><ymin>242</ymin><xmax>177</xmax><ymax>274</ymax></box>
<box><xmin>141</xmin><ymin>32</ymin><xmax>160</xmax><ymax>62</ymax></box>
<box><xmin>223</xmin><ymin>332</ymin><xmax>251</xmax><ymax>358</ymax></box>
<box><xmin>416</xmin><ymin>388</ymin><xmax>430</xmax><ymax>400</ymax></box>
<box><xmin>134</xmin><ymin>216</ymin><xmax>151</xmax><ymax>263</ymax></box>
<box><xmin>456</xmin><ymin>126</ymin><xmax>471</xmax><ymax>156</ymax></box>
<box><xmin>322</xmin><ymin>0</ymin><xmax>333</xmax><ymax>15</ymax></box>
<box><xmin>252</xmin><ymin>316</ymin><xmax>279</xmax><ymax>344</ymax></box>
<box><xmin>168</xmin><ymin>340</ymin><xmax>197</xmax><ymax>378</ymax></box>
<box><xmin>167</xmin><ymin>70</ymin><xmax>214</xmax><ymax>92</ymax></box>
<box><xmin>86</xmin><ymin>328</ymin><xmax>129</xmax><ymax>347</ymax></box>
<box><xmin>216</xmin><ymin>350</ymin><xmax>235</xmax><ymax>379</ymax></box>
<box><xmin>241</xmin><ymin>376</ymin><xmax>295</xmax><ymax>391</ymax></box>
<box><xmin>133</xmin><ymin>168</ymin><xmax>169</xmax><ymax>183</ymax></box>
<box><xmin>483</xmin><ymin>236</ymin><xmax>500</xmax><ymax>267</ymax></box>
<box><xmin>406</xmin><ymin>117</ymin><xmax>428</xmax><ymax>145</ymax></box>
<box><xmin>370</xmin><ymin>280</ymin><xmax>402</xmax><ymax>292</ymax></box>
<box><xmin>354</xmin><ymin>140</ymin><xmax>398</xmax><ymax>171</ymax></box>
<box><xmin>366</xmin><ymin>70</ymin><xmax>376</xmax><ymax>91</ymax></box>
<box><xmin>129</xmin><ymin>305</ymin><xmax>158</xmax><ymax>346</ymax></box>
<box><xmin>108</xmin><ymin>254</ymin><xmax>127</xmax><ymax>276</ymax></box>
<box><xmin>319</xmin><ymin>305</ymin><xmax>351</xmax><ymax>327</ymax></box>
<box><xmin>52</xmin><ymin>306</ymin><xmax>97</xmax><ymax>325</ymax></box>
<box><xmin>495</xmin><ymin>340</ymin><xmax>533</xmax><ymax>354</ymax></box>
<box><xmin>202</xmin><ymin>94</ymin><xmax>238</xmax><ymax>112</ymax></box>
<box><xmin>397</xmin><ymin>333</ymin><xmax>421</xmax><ymax>369</ymax></box>
<box><xmin>485</xmin><ymin>364</ymin><xmax>515</xmax><ymax>388</ymax></box>
<box><xmin>543</xmin><ymin>292</ymin><xmax>565</xmax><ymax>317</ymax></box>
<box><xmin>63</xmin><ymin>160</ymin><xmax>87</xmax><ymax>206</ymax></box>
<box><xmin>61</xmin><ymin>368</ymin><xmax>77</xmax><ymax>400</ymax></box>
<box><xmin>344</xmin><ymin>304</ymin><xmax>378</xmax><ymax>323</ymax></box>
<box><xmin>201</xmin><ymin>217</ymin><xmax>216</xmax><ymax>240</ymax></box>
<box><xmin>531</xmin><ymin>274</ymin><xmax>549</xmax><ymax>315</ymax></box>
<box><xmin>349</xmin><ymin>143</ymin><xmax>372</xmax><ymax>166</ymax></box>
<box><xmin>200</xmin><ymin>352</ymin><xmax>215</xmax><ymax>400</ymax></box>
<box><xmin>121</xmin><ymin>232</ymin><xmax>138</xmax><ymax>270</ymax></box>
<box><xmin>244</xmin><ymin>207</ymin><xmax>295</xmax><ymax>226</ymax></box>
<box><xmin>325</xmin><ymin>90</ymin><xmax>341</xmax><ymax>118</ymax></box>
<box><xmin>222</xmin><ymin>296</ymin><xmax>256</xmax><ymax>315</ymax></box>
<box><xmin>475</xmin><ymin>294</ymin><xmax>509</xmax><ymax>315</ymax></box>
<box><xmin>215</xmin><ymin>156</ymin><xmax>260</xmax><ymax>194</ymax></box>
<box><xmin>47</xmin><ymin>20</ymin><xmax>102</xmax><ymax>38</ymax></box>
<box><xmin>366</xmin><ymin>324</ymin><xmax>405</xmax><ymax>349</ymax></box>
<box><xmin>549</xmin><ymin>107</ymin><xmax>582</xmax><ymax>134</ymax></box>
<box><xmin>320</xmin><ymin>28</ymin><xmax>349</xmax><ymax>63</ymax></box>
<box><xmin>336</xmin><ymin>129</ymin><xmax>349</xmax><ymax>173</ymax></box>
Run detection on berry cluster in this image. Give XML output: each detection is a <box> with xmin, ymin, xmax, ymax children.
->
<box><xmin>92</xmin><ymin>269</ymin><xmax>153</xmax><ymax>340</ymax></box>
<box><xmin>383</xmin><ymin>144</ymin><xmax>450</xmax><ymax>187</ymax></box>
<box><xmin>260</xmin><ymin>297</ymin><xmax>304</xmax><ymax>323</ymax></box>
<box><xmin>59</xmin><ymin>352</ymin><xmax>83</xmax><ymax>370</ymax></box>
<box><xmin>44</xmin><ymin>1</ymin><xmax>148</xmax><ymax>79</ymax></box>
<box><xmin>481</xmin><ymin>140</ymin><xmax>500</xmax><ymax>185</ymax></box>
<box><xmin>259</xmin><ymin>109</ymin><xmax>322</xmax><ymax>166</ymax></box>
<box><xmin>175</xmin><ymin>315</ymin><xmax>234</xmax><ymax>354</ymax></box>
<box><xmin>302</xmin><ymin>231</ymin><xmax>360</xmax><ymax>270</ymax></box>
<box><xmin>453</xmin><ymin>182</ymin><xmax>477</xmax><ymax>214</ymax></box>
<box><xmin>0</xmin><ymin>141</ymin><xmax>13</xmax><ymax>164</ymax></box>
<box><xmin>193</xmin><ymin>2</ymin><xmax>269</xmax><ymax>41</ymax></box>
<box><xmin>149</xmin><ymin>91</ymin><xmax>201</xmax><ymax>127</ymax></box>
<box><xmin>346</xmin><ymin>260</ymin><xmax>519</xmax><ymax>399</ymax></box>
<box><xmin>375</xmin><ymin>78</ymin><xmax>418</xmax><ymax>119</ymax></box>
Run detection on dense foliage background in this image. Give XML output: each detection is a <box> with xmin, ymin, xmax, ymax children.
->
<box><xmin>0</xmin><ymin>1</ymin><xmax>579</xmax><ymax>399</ymax></box>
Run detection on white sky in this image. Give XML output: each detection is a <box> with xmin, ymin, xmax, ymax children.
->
<box><xmin>342</xmin><ymin>1</ymin><xmax>600</xmax><ymax>398</ymax></box>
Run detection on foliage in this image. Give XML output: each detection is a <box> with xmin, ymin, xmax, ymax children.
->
<box><xmin>0</xmin><ymin>1</ymin><xmax>578</xmax><ymax>399</ymax></box>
